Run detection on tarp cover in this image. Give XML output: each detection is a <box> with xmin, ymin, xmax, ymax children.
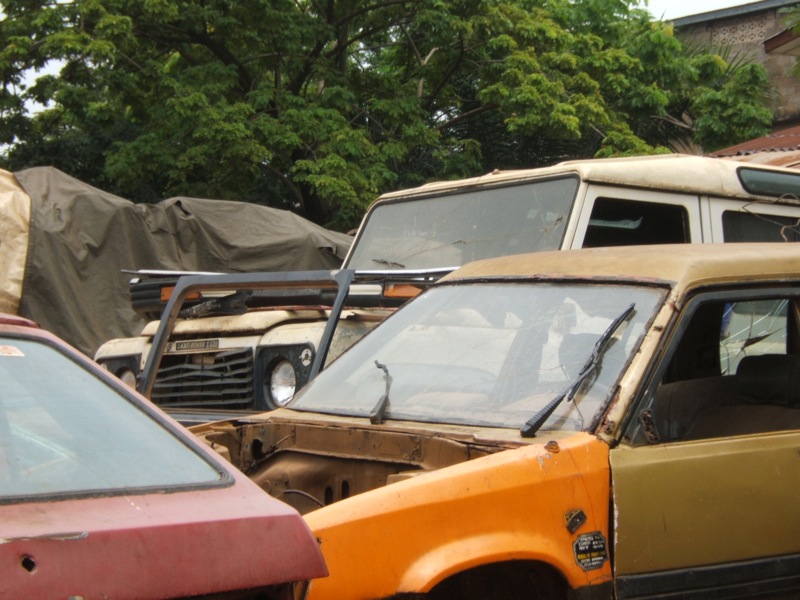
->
<box><xmin>2</xmin><ymin>167</ymin><xmax>352</xmax><ymax>356</ymax></box>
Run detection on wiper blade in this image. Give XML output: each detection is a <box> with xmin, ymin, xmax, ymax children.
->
<box><xmin>520</xmin><ymin>302</ymin><xmax>636</xmax><ymax>438</ymax></box>
<box><xmin>372</xmin><ymin>258</ymin><xmax>406</xmax><ymax>269</ymax></box>
<box><xmin>370</xmin><ymin>360</ymin><xmax>392</xmax><ymax>424</ymax></box>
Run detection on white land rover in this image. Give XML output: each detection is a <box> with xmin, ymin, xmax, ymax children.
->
<box><xmin>95</xmin><ymin>154</ymin><xmax>800</xmax><ymax>422</ymax></box>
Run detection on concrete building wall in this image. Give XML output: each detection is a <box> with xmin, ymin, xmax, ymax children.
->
<box><xmin>675</xmin><ymin>1</ymin><xmax>800</xmax><ymax>126</ymax></box>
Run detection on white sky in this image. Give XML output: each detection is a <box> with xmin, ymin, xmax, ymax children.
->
<box><xmin>639</xmin><ymin>0</ymin><xmax>765</xmax><ymax>20</ymax></box>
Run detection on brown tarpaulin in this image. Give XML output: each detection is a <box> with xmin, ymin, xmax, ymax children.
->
<box><xmin>8</xmin><ymin>167</ymin><xmax>352</xmax><ymax>356</ymax></box>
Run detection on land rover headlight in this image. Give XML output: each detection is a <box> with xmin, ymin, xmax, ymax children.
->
<box><xmin>117</xmin><ymin>368</ymin><xmax>138</xmax><ymax>388</ymax></box>
<box><xmin>268</xmin><ymin>359</ymin><xmax>297</xmax><ymax>406</ymax></box>
<box><xmin>256</xmin><ymin>344</ymin><xmax>315</xmax><ymax>410</ymax></box>
<box><xmin>97</xmin><ymin>356</ymin><xmax>141</xmax><ymax>390</ymax></box>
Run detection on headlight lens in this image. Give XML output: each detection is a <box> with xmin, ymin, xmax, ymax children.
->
<box><xmin>117</xmin><ymin>368</ymin><xmax>138</xmax><ymax>388</ymax></box>
<box><xmin>269</xmin><ymin>359</ymin><xmax>297</xmax><ymax>406</ymax></box>
<box><xmin>98</xmin><ymin>357</ymin><xmax>140</xmax><ymax>389</ymax></box>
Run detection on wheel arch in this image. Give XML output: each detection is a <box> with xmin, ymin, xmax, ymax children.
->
<box><xmin>397</xmin><ymin>532</ymin><xmax>573</xmax><ymax>594</ymax></box>
<box><xmin>392</xmin><ymin>558</ymin><xmax>569</xmax><ymax>600</ymax></box>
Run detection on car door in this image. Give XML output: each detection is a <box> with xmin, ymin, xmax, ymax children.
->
<box><xmin>610</xmin><ymin>289</ymin><xmax>800</xmax><ymax>598</ymax></box>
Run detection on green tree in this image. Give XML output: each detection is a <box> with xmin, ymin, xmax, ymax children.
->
<box><xmin>778</xmin><ymin>5</ymin><xmax>800</xmax><ymax>81</ymax></box>
<box><xmin>0</xmin><ymin>0</ymin><xmax>773</xmax><ymax>229</ymax></box>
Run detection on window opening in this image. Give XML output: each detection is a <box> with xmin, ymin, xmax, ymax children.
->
<box><xmin>585</xmin><ymin>198</ymin><xmax>689</xmax><ymax>247</ymax></box>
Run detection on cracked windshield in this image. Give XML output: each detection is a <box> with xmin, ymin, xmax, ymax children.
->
<box><xmin>291</xmin><ymin>281</ymin><xmax>665</xmax><ymax>432</ymax></box>
<box><xmin>345</xmin><ymin>177</ymin><xmax>580</xmax><ymax>270</ymax></box>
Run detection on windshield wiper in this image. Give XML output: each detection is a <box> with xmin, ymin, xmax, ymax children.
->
<box><xmin>370</xmin><ymin>360</ymin><xmax>392</xmax><ymax>424</ymax></box>
<box><xmin>520</xmin><ymin>302</ymin><xmax>636</xmax><ymax>438</ymax></box>
<box><xmin>372</xmin><ymin>258</ymin><xmax>406</xmax><ymax>269</ymax></box>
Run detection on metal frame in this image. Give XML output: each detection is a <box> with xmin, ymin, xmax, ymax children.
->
<box><xmin>138</xmin><ymin>269</ymin><xmax>355</xmax><ymax>399</ymax></box>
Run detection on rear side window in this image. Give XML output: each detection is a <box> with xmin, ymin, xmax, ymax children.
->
<box><xmin>584</xmin><ymin>198</ymin><xmax>689</xmax><ymax>247</ymax></box>
<box><xmin>738</xmin><ymin>167</ymin><xmax>800</xmax><ymax>198</ymax></box>
<box><xmin>722</xmin><ymin>211</ymin><xmax>800</xmax><ymax>242</ymax></box>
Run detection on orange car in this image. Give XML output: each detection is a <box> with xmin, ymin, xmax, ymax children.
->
<box><xmin>194</xmin><ymin>243</ymin><xmax>800</xmax><ymax>599</ymax></box>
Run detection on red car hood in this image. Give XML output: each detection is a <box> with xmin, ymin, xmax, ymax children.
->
<box><xmin>0</xmin><ymin>480</ymin><xmax>327</xmax><ymax>599</ymax></box>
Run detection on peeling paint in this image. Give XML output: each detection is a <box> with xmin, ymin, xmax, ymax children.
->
<box><xmin>1</xmin><ymin>531</ymin><xmax>88</xmax><ymax>544</ymax></box>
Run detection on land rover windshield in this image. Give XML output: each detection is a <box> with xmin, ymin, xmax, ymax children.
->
<box><xmin>345</xmin><ymin>176</ymin><xmax>579</xmax><ymax>270</ymax></box>
<box><xmin>290</xmin><ymin>280</ymin><xmax>664</xmax><ymax>432</ymax></box>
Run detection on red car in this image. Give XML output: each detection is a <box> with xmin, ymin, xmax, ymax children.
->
<box><xmin>0</xmin><ymin>314</ymin><xmax>326</xmax><ymax>599</ymax></box>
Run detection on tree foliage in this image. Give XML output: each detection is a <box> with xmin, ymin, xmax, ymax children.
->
<box><xmin>780</xmin><ymin>5</ymin><xmax>800</xmax><ymax>81</ymax></box>
<box><xmin>0</xmin><ymin>0</ymin><xmax>773</xmax><ymax>229</ymax></box>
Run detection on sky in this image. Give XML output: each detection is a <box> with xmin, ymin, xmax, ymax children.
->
<box><xmin>639</xmin><ymin>0</ymin><xmax>763</xmax><ymax>20</ymax></box>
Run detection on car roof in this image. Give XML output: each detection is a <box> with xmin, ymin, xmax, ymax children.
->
<box><xmin>374</xmin><ymin>154</ymin><xmax>800</xmax><ymax>204</ymax></box>
<box><xmin>442</xmin><ymin>243</ymin><xmax>800</xmax><ymax>299</ymax></box>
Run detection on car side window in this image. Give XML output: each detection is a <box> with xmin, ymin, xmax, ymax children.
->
<box><xmin>722</xmin><ymin>211</ymin><xmax>800</xmax><ymax>242</ymax></box>
<box><xmin>584</xmin><ymin>198</ymin><xmax>690</xmax><ymax>247</ymax></box>
<box><xmin>635</xmin><ymin>295</ymin><xmax>800</xmax><ymax>445</ymax></box>
<box><xmin>720</xmin><ymin>299</ymin><xmax>788</xmax><ymax>373</ymax></box>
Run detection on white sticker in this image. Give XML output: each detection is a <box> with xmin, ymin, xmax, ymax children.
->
<box><xmin>0</xmin><ymin>346</ymin><xmax>25</xmax><ymax>357</ymax></box>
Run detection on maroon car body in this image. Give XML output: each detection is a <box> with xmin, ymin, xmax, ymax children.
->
<box><xmin>0</xmin><ymin>314</ymin><xmax>326</xmax><ymax>599</ymax></box>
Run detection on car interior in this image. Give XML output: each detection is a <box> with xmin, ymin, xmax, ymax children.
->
<box><xmin>649</xmin><ymin>297</ymin><xmax>800</xmax><ymax>442</ymax></box>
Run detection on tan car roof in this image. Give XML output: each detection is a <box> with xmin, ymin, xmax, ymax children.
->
<box><xmin>375</xmin><ymin>154</ymin><xmax>800</xmax><ymax>204</ymax></box>
<box><xmin>443</xmin><ymin>243</ymin><xmax>800</xmax><ymax>299</ymax></box>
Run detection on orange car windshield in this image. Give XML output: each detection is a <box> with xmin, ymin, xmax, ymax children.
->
<box><xmin>291</xmin><ymin>281</ymin><xmax>665</xmax><ymax>432</ymax></box>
